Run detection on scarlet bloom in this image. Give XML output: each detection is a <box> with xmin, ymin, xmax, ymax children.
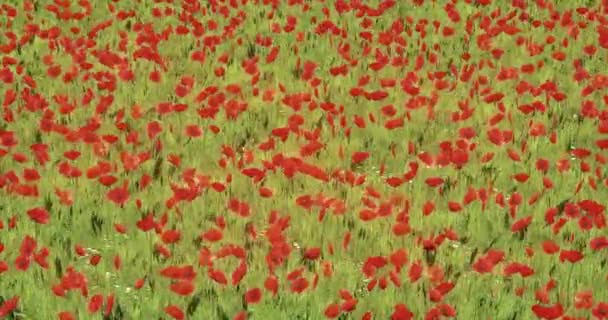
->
<box><xmin>593</xmin><ymin>302</ymin><xmax>608</xmax><ymax>319</ymax></box>
<box><xmin>161</xmin><ymin>229</ymin><xmax>182</xmax><ymax>244</ymax></box>
<box><xmin>472</xmin><ymin>249</ymin><xmax>504</xmax><ymax>273</ymax></box>
<box><xmin>324</xmin><ymin>303</ymin><xmax>341</xmax><ymax>318</ymax></box>
<box><xmin>559</xmin><ymin>250</ymin><xmax>584</xmax><ymax>263</ymax></box>
<box><xmin>408</xmin><ymin>261</ymin><xmax>422</xmax><ymax>282</ymax></box>
<box><xmin>448</xmin><ymin>201</ymin><xmax>462</xmax><ymax>212</ymax></box>
<box><xmin>57</xmin><ymin>311</ymin><xmax>76</xmax><ymax>320</ymax></box>
<box><xmin>351</xmin><ymin>151</ymin><xmax>370</xmax><ymax>164</ymax></box>
<box><xmin>185</xmin><ymin>124</ymin><xmax>202</xmax><ymax>137</ymax></box>
<box><xmin>27</xmin><ymin>207</ymin><xmax>50</xmax><ymax>224</ymax></box>
<box><xmin>208</xmin><ymin>268</ymin><xmax>228</xmax><ymax>285</ymax></box>
<box><xmin>244</xmin><ymin>288</ymin><xmax>262</xmax><ymax>305</ymax></box>
<box><xmin>160</xmin><ymin>265</ymin><xmax>197</xmax><ymax>281</ymax></box>
<box><xmin>134</xmin><ymin>278</ymin><xmax>145</xmax><ymax>289</ymax></box>
<box><xmin>574</xmin><ymin>290</ymin><xmax>593</xmax><ymax>309</ymax></box>
<box><xmin>259</xmin><ymin>187</ymin><xmax>274</xmax><ymax>198</ymax></box>
<box><xmin>89</xmin><ymin>255</ymin><xmax>101</xmax><ymax>266</ymax></box>
<box><xmin>303</xmin><ymin>247</ymin><xmax>321</xmax><ymax>260</ymax></box>
<box><xmin>511</xmin><ymin>216</ymin><xmax>532</xmax><ymax>232</ymax></box>
<box><xmin>264</xmin><ymin>275</ymin><xmax>279</xmax><ymax>296</ymax></box>
<box><xmin>290</xmin><ymin>277</ymin><xmax>309</xmax><ymax>293</ymax></box>
<box><xmin>597</xmin><ymin>25</ymin><xmax>608</xmax><ymax>49</ymax></box>
<box><xmin>532</xmin><ymin>303</ymin><xmax>564</xmax><ymax>320</ymax></box>
<box><xmin>512</xmin><ymin>173</ymin><xmax>529</xmax><ymax>183</ymax></box>
<box><xmin>106</xmin><ymin>181</ymin><xmax>130</xmax><ymax>206</ymax></box>
<box><xmin>391</xmin><ymin>303</ymin><xmax>414</xmax><ymax>320</ymax></box>
<box><xmin>591</xmin><ymin>236</ymin><xmax>608</xmax><ymax>251</ymax></box>
<box><xmin>170</xmin><ymin>280</ymin><xmax>195</xmax><ymax>296</ymax></box>
<box><xmin>231</xmin><ymin>261</ymin><xmax>247</xmax><ymax>286</ymax></box>
<box><xmin>88</xmin><ymin>294</ymin><xmax>103</xmax><ymax>314</ymax></box>
<box><xmin>202</xmin><ymin>228</ymin><xmax>223</xmax><ymax>242</ymax></box>
<box><xmin>0</xmin><ymin>296</ymin><xmax>19</xmax><ymax>317</ymax></box>
<box><xmin>234</xmin><ymin>311</ymin><xmax>248</xmax><ymax>320</ymax></box>
<box><xmin>164</xmin><ymin>305</ymin><xmax>185</xmax><ymax>320</ymax></box>
<box><xmin>114</xmin><ymin>223</ymin><xmax>127</xmax><ymax>234</ymax></box>
<box><xmin>541</xmin><ymin>240</ymin><xmax>560</xmax><ymax>255</ymax></box>
<box><xmin>503</xmin><ymin>262</ymin><xmax>535</xmax><ymax>277</ymax></box>
<box><xmin>425</xmin><ymin>177</ymin><xmax>444</xmax><ymax>187</ymax></box>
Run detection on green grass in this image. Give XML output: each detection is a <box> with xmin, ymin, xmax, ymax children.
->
<box><xmin>1</xmin><ymin>0</ymin><xmax>608</xmax><ymax>319</ymax></box>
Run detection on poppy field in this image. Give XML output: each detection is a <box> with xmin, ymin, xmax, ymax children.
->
<box><xmin>4</xmin><ymin>0</ymin><xmax>608</xmax><ymax>319</ymax></box>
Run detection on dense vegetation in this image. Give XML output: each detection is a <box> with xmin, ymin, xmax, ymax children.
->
<box><xmin>2</xmin><ymin>0</ymin><xmax>608</xmax><ymax>319</ymax></box>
